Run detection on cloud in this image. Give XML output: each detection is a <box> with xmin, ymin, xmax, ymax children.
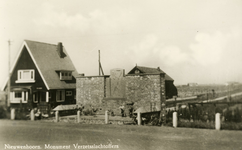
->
<box><xmin>159</xmin><ymin>46</ymin><xmax>189</xmax><ymax>65</ymax></box>
<box><xmin>128</xmin><ymin>34</ymin><xmax>189</xmax><ymax>66</ymax></box>
<box><xmin>190</xmin><ymin>31</ymin><xmax>228</xmax><ymax>66</ymax></box>
<box><xmin>34</xmin><ymin>2</ymin><xmax>136</xmax><ymax>34</ymax></box>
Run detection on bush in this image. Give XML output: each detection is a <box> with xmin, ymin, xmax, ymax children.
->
<box><xmin>0</xmin><ymin>106</ymin><xmax>7</xmax><ymax>118</ymax></box>
<box><xmin>173</xmin><ymin>121</ymin><xmax>242</xmax><ymax>130</ymax></box>
<box><xmin>221</xmin><ymin>122</ymin><xmax>242</xmax><ymax>130</ymax></box>
<box><xmin>82</xmin><ymin>109</ymin><xmax>93</xmax><ymax>116</ymax></box>
<box><xmin>177</xmin><ymin>121</ymin><xmax>215</xmax><ymax>129</ymax></box>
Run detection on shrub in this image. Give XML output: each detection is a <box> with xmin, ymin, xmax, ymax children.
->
<box><xmin>0</xmin><ymin>106</ymin><xmax>7</xmax><ymax>118</ymax></box>
<box><xmin>177</xmin><ymin>121</ymin><xmax>215</xmax><ymax>129</ymax></box>
<box><xmin>221</xmin><ymin>122</ymin><xmax>242</xmax><ymax>130</ymax></box>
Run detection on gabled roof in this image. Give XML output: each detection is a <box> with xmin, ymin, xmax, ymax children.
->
<box><xmin>26</xmin><ymin>40</ymin><xmax>79</xmax><ymax>89</ymax></box>
<box><xmin>128</xmin><ymin>66</ymin><xmax>174</xmax><ymax>81</ymax></box>
<box><xmin>3</xmin><ymin>40</ymin><xmax>79</xmax><ymax>90</ymax></box>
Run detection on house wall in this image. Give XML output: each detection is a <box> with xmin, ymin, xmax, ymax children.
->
<box><xmin>9</xmin><ymin>46</ymin><xmax>47</xmax><ymax>108</ymax></box>
<box><xmin>48</xmin><ymin>89</ymin><xmax>76</xmax><ymax>109</ymax></box>
<box><xmin>165</xmin><ymin>81</ymin><xmax>177</xmax><ymax>99</ymax></box>
<box><xmin>10</xmin><ymin>46</ymin><xmax>47</xmax><ymax>91</ymax></box>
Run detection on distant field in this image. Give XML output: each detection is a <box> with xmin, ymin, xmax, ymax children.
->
<box><xmin>176</xmin><ymin>84</ymin><xmax>242</xmax><ymax>98</ymax></box>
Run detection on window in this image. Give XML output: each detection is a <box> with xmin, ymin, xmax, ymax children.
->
<box><xmin>10</xmin><ymin>91</ymin><xmax>28</xmax><ymax>103</ymax></box>
<box><xmin>135</xmin><ymin>70</ymin><xmax>140</xmax><ymax>74</ymax></box>
<box><xmin>66</xmin><ymin>91</ymin><xmax>72</xmax><ymax>96</ymax></box>
<box><xmin>16</xmin><ymin>70</ymin><xmax>35</xmax><ymax>83</ymax></box>
<box><xmin>56</xmin><ymin>90</ymin><xmax>65</xmax><ymax>102</ymax></box>
<box><xmin>60</xmin><ymin>71</ymin><xmax>72</xmax><ymax>80</ymax></box>
<box><xmin>15</xmin><ymin>91</ymin><xmax>22</xmax><ymax>98</ymax></box>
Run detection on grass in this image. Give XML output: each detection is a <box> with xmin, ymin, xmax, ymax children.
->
<box><xmin>167</xmin><ymin>120</ymin><xmax>242</xmax><ymax>130</ymax></box>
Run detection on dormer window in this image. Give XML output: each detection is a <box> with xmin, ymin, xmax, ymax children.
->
<box><xmin>60</xmin><ymin>71</ymin><xmax>72</xmax><ymax>80</ymax></box>
<box><xmin>16</xmin><ymin>69</ymin><xmax>35</xmax><ymax>83</ymax></box>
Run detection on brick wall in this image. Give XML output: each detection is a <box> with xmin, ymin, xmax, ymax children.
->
<box><xmin>125</xmin><ymin>75</ymin><xmax>161</xmax><ymax>111</ymax></box>
<box><xmin>76</xmin><ymin>76</ymin><xmax>105</xmax><ymax>107</ymax></box>
<box><xmin>76</xmin><ymin>74</ymin><xmax>166</xmax><ymax>117</ymax></box>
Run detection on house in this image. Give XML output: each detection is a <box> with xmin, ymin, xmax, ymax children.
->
<box><xmin>187</xmin><ymin>83</ymin><xmax>198</xmax><ymax>87</ymax></box>
<box><xmin>128</xmin><ymin>66</ymin><xmax>177</xmax><ymax>99</ymax></box>
<box><xmin>2</xmin><ymin>40</ymin><xmax>79</xmax><ymax>113</ymax></box>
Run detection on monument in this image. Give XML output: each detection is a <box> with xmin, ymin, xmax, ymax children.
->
<box><xmin>103</xmin><ymin>68</ymin><xmax>126</xmax><ymax>115</ymax></box>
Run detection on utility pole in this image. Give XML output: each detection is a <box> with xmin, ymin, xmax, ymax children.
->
<box><xmin>98</xmin><ymin>50</ymin><xmax>100</xmax><ymax>75</ymax></box>
<box><xmin>98</xmin><ymin>50</ymin><xmax>104</xmax><ymax>76</ymax></box>
<box><xmin>7</xmin><ymin>40</ymin><xmax>11</xmax><ymax>107</ymax></box>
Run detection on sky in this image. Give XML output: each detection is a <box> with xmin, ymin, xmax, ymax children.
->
<box><xmin>0</xmin><ymin>0</ymin><xmax>242</xmax><ymax>87</ymax></box>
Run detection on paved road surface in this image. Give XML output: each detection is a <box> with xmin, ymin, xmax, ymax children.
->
<box><xmin>0</xmin><ymin>120</ymin><xmax>241</xmax><ymax>150</ymax></box>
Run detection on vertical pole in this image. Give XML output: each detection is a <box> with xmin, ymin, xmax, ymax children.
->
<box><xmin>98</xmin><ymin>50</ymin><xmax>100</xmax><ymax>76</ymax></box>
<box><xmin>11</xmin><ymin>108</ymin><xmax>15</xmax><ymax>120</ymax></box>
<box><xmin>30</xmin><ymin>109</ymin><xmax>35</xmax><ymax>121</ymax></box>
<box><xmin>173</xmin><ymin>112</ymin><xmax>178</xmax><ymax>128</ymax></box>
<box><xmin>77</xmin><ymin>110</ymin><xmax>80</xmax><ymax>123</ymax></box>
<box><xmin>8</xmin><ymin>40</ymin><xmax>11</xmax><ymax>107</ymax></box>
<box><xmin>215</xmin><ymin>113</ymin><xmax>221</xmax><ymax>130</ymax></box>
<box><xmin>98</xmin><ymin>50</ymin><xmax>104</xmax><ymax>76</ymax></box>
<box><xmin>105</xmin><ymin>110</ymin><xmax>109</xmax><ymax>124</ymax></box>
<box><xmin>137</xmin><ymin>112</ymin><xmax>141</xmax><ymax>125</ymax></box>
<box><xmin>55</xmin><ymin>111</ymin><xmax>59</xmax><ymax>122</ymax></box>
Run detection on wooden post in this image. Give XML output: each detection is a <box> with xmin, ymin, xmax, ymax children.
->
<box><xmin>11</xmin><ymin>108</ymin><xmax>15</xmax><ymax>120</ymax></box>
<box><xmin>215</xmin><ymin>113</ymin><xmax>221</xmax><ymax>130</ymax></box>
<box><xmin>137</xmin><ymin>112</ymin><xmax>141</xmax><ymax>125</ymax></box>
<box><xmin>173</xmin><ymin>112</ymin><xmax>178</xmax><ymax>128</ymax></box>
<box><xmin>77</xmin><ymin>110</ymin><xmax>80</xmax><ymax>123</ymax></box>
<box><xmin>30</xmin><ymin>109</ymin><xmax>35</xmax><ymax>121</ymax></box>
<box><xmin>105</xmin><ymin>110</ymin><xmax>109</xmax><ymax>124</ymax></box>
<box><xmin>55</xmin><ymin>111</ymin><xmax>59</xmax><ymax>122</ymax></box>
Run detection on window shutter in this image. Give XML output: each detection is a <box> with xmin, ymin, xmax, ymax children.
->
<box><xmin>10</xmin><ymin>92</ymin><xmax>13</xmax><ymax>101</ymax></box>
<box><xmin>26</xmin><ymin>92</ymin><xmax>28</xmax><ymax>101</ymax></box>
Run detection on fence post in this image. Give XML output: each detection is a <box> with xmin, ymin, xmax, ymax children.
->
<box><xmin>215</xmin><ymin>113</ymin><xmax>221</xmax><ymax>130</ymax></box>
<box><xmin>173</xmin><ymin>112</ymin><xmax>178</xmax><ymax>128</ymax></box>
<box><xmin>105</xmin><ymin>110</ymin><xmax>109</xmax><ymax>124</ymax></box>
<box><xmin>55</xmin><ymin>111</ymin><xmax>59</xmax><ymax>122</ymax></box>
<box><xmin>30</xmin><ymin>109</ymin><xmax>35</xmax><ymax>121</ymax></box>
<box><xmin>77</xmin><ymin>110</ymin><xmax>80</xmax><ymax>123</ymax></box>
<box><xmin>11</xmin><ymin>108</ymin><xmax>15</xmax><ymax>120</ymax></box>
<box><xmin>137</xmin><ymin>112</ymin><xmax>141</xmax><ymax>125</ymax></box>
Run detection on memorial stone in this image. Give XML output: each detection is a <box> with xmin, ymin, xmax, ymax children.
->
<box><xmin>110</xmin><ymin>69</ymin><xmax>125</xmax><ymax>98</ymax></box>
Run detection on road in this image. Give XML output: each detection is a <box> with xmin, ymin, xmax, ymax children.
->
<box><xmin>0</xmin><ymin>120</ymin><xmax>241</xmax><ymax>150</ymax></box>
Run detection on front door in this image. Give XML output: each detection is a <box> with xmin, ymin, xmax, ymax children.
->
<box><xmin>33</xmin><ymin>91</ymin><xmax>46</xmax><ymax>105</ymax></box>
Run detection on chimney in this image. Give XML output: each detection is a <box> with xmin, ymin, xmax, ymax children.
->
<box><xmin>57</xmin><ymin>42</ymin><xmax>64</xmax><ymax>58</ymax></box>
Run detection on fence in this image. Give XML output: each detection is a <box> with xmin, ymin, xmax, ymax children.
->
<box><xmin>166</xmin><ymin>102</ymin><xmax>242</xmax><ymax>130</ymax></box>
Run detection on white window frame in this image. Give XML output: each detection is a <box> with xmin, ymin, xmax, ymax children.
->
<box><xmin>10</xmin><ymin>91</ymin><xmax>28</xmax><ymax>103</ymax></box>
<box><xmin>60</xmin><ymin>71</ymin><xmax>72</xmax><ymax>80</ymax></box>
<box><xmin>56</xmin><ymin>90</ymin><xmax>65</xmax><ymax>102</ymax></box>
<box><xmin>16</xmin><ymin>69</ymin><xmax>35</xmax><ymax>83</ymax></box>
<box><xmin>66</xmin><ymin>91</ymin><xmax>72</xmax><ymax>96</ymax></box>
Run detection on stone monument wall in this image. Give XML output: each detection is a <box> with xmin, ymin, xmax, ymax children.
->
<box><xmin>76</xmin><ymin>76</ymin><xmax>105</xmax><ymax>107</ymax></box>
<box><xmin>76</xmin><ymin>71</ymin><xmax>166</xmax><ymax>116</ymax></box>
<box><xmin>125</xmin><ymin>74</ymin><xmax>162</xmax><ymax>111</ymax></box>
